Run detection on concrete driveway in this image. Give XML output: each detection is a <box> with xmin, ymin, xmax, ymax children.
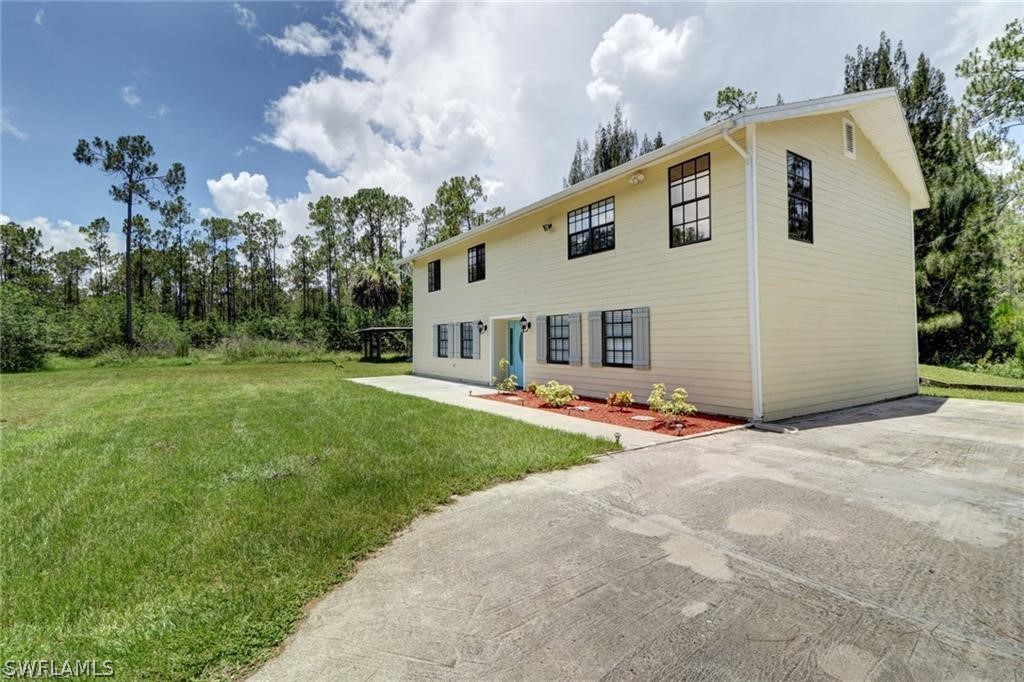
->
<box><xmin>253</xmin><ymin>397</ymin><xmax>1023</xmax><ymax>680</ymax></box>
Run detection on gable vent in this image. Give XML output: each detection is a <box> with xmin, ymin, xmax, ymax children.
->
<box><xmin>843</xmin><ymin>118</ymin><xmax>856</xmax><ymax>159</ymax></box>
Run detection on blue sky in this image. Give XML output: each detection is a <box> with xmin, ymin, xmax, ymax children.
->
<box><xmin>1</xmin><ymin>1</ymin><xmax>1019</xmax><ymax>254</ymax></box>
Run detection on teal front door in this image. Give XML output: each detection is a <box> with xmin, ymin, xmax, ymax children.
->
<box><xmin>508</xmin><ymin>323</ymin><xmax>524</xmax><ymax>388</ymax></box>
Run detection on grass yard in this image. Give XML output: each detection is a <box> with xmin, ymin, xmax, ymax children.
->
<box><xmin>919</xmin><ymin>364</ymin><xmax>1024</xmax><ymax>404</ymax></box>
<box><xmin>0</xmin><ymin>357</ymin><xmax>614</xmax><ymax>679</ymax></box>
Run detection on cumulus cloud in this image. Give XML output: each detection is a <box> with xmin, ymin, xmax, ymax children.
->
<box><xmin>206</xmin><ymin>172</ymin><xmax>278</xmax><ymax>218</ymax></box>
<box><xmin>120</xmin><ymin>84</ymin><xmax>141</xmax><ymax>107</ymax></box>
<box><xmin>265</xmin><ymin>22</ymin><xmax>335</xmax><ymax>57</ymax></box>
<box><xmin>1</xmin><ymin>215</ymin><xmax>99</xmax><ymax>252</ymax></box>
<box><xmin>1</xmin><ymin>110</ymin><xmax>28</xmax><ymax>140</ymax></box>
<box><xmin>232</xmin><ymin>2</ymin><xmax>257</xmax><ymax>31</ymax></box>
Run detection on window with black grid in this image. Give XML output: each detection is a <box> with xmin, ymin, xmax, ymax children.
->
<box><xmin>568</xmin><ymin>197</ymin><xmax>615</xmax><ymax>259</ymax></box>
<box><xmin>787</xmin><ymin>151</ymin><xmax>813</xmax><ymax>243</ymax></box>
<box><xmin>602</xmin><ymin>309</ymin><xmax>633</xmax><ymax>368</ymax></box>
<box><xmin>460</xmin><ymin>321</ymin><xmax>474</xmax><ymax>359</ymax></box>
<box><xmin>546</xmin><ymin>314</ymin><xmax>570</xmax><ymax>364</ymax></box>
<box><xmin>427</xmin><ymin>259</ymin><xmax>440</xmax><ymax>292</ymax></box>
<box><xmin>669</xmin><ymin>153</ymin><xmax>711</xmax><ymax>247</ymax></box>
<box><xmin>467</xmin><ymin>244</ymin><xmax>485</xmax><ymax>282</ymax></box>
<box><xmin>437</xmin><ymin>324</ymin><xmax>449</xmax><ymax>357</ymax></box>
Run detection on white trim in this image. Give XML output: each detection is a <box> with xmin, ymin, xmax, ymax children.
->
<box><xmin>722</xmin><ymin>124</ymin><xmax>764</xmax><ymax>421</ymax></box>
<box><xmin>742</xmin><ymin>125</ymin><xmax>765</xmax><ymax>422</ymax></box>
<box><xmin>911</xmin><ymin>204</ymin><xmax>920</xmax><ymax>391</ymax></box>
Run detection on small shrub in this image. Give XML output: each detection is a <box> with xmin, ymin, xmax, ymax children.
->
<box><xmin>647</xmin><ymin>383</ymin><xmax>697</xmax><ymax>423</ymax></box>
<box><xmin>526</xmin><ymin>381</ymin><xmax>540</xmax><ymax>394</ymax></box>
<box><xmin>607</xmin><ymin>390</ymin><xmax>634</xmax><ymax>411</ymax></box>
<box><xmin>492</xmin><ymin>358</ymin><xmax>518</xmax><ymax>393</ymax></box>
<box><xmin>535</xmin><ymin>380</ymin><xmax>577</xmax><ymax>408</ymax></box>
<box><xmin>0</xmin><ymin>282</ymin><xmax>46</xmax><ymax>372</ymax></box>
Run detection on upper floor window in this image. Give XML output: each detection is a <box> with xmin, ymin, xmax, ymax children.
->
<box><xmin>787</xmin><ymin>151</ymin><xmax>813</xmax><ymax>243</ymax></box>
<box><xmin>460</xmin><ymin>321</ymin><xmax>474</xmax><ymax>359</ymax></box>
<box><xmin>602</xmin><ymin>309</ymin><xmax>633</xmax><ymax>368</ymax></box>
<box><xmin>437</xmin><ymin>324</ymin><xmax>449</xmax><ymax>358</ymax></box>
<box><xmin>467</xmin><ymin>244</ymin><xmax>485</xmax><ymax>282</ymax></box>
<box><xmin>669</xmin><ymin>153</ymin><xmax>711</xmax><ymax>247</ymax></box>
<box><xmin>546</xmin><ymin>314</ymin><xmax>570</xmax><ymax>365</ymax></box>
<box><xmin>568</xmin><ymin>197</ymin><xmax>615</xmax><ymax>259</ymax></box>
<box><xmin>427</xmin><ymin>259</ymin><xmax>440</xmax><ymax>292</ymax></box>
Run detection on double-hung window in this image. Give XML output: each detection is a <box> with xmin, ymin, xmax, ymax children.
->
<box><xmin>602</xmin><ymin>309</ymin><xmax>633</xmax><ymax>368</ymax></box>
<box><xmin>787</xmin><ymin>151</ymin><xmax>813</xmax><ymax>243</ymax></box>
<box><xmin>460</xmin><ymin>321</ymin><xmax>474</xmax><ymax>359</ymax></box>
<box><xmin>467</xmin><ymin>244</ymin><xmax>485</xmax><ymax>282</ymax></box>
<box><xmin>546</xmin><ymin>315</ymin><xmax>570</xmax><ymax>364</ymax></box>
<box><xmin>568</xmin><ymin>197</ymin><xmax>615</xmax><ymax>259</ymax></box>
<box><xmin>436</xmin><ymin>324</ymin><xmax>449</xmax><ymax>358</ymax></box>
<box><xmin>427</xmin><ymin>259</ymin><xmax>440</xmax><ymax>292</ymax></box>
<box><xmin>669</xmin><ymin>153</ymin><xmax>711</xmax><ymax>247</ymax></box>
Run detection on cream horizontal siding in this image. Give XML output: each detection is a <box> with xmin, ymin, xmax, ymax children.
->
<box><xmin>755</xmin><ymin>112</ymin><xmax>918</xmax><ymax>420</ymax></box>
<box><xmin>411</xmin><ymin>135</ymin><xmax>754</xmax><ymax>417</ymax></box>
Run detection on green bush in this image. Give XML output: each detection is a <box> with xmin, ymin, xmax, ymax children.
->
<box><xmin>535</xmin><ymin>380</ymin><xmax>578</xmax><ymax>407</ymax></box>
<box><xmin>1</xmin><ymin>282</ymin><xmax>47</xmax><ymax>372</ymax></box>
<box><xmin>135</xmin><ymin>311</ymin><xmax>188</xmax><ymax>355</ymax></box>
<box><xmin>647</xmin><ymin>383</ymin><xmax>697</xmax><ymax>422</ymax></box>
<box><xmin>50</xmin><ymin>295</ymin><xmax>123</xmax><ymax>357</ymax></box>
<box><xmin>187</xmin><ymin>317</ymin><xmax>226</xmax><ymax>348</ymax></box>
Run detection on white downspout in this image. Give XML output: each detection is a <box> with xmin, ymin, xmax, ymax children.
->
<box><xmin>722</xmin><ymin>124</ymin><xmax>764</xmax><ymax>421</ymax></box>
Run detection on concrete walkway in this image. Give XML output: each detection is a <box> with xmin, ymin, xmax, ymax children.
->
<box><xmin>252</xmin><ymin>396</ymin><xmax>1024</xmax><ymax>680</ymax></box>
<box><xmin>350</xmin><ymin>374</ymin><xmax>681</xmax><ymax>449</ymax></box>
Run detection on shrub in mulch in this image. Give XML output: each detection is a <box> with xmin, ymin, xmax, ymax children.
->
<box><xmin>478</xmin><ymin>390</ymin><xmax>745</xmax><ymax>436</ymax></box>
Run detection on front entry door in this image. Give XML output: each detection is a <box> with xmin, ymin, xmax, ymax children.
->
<box><xmin>508</xmin><ymin>323</ymin><xmax>524</xmax><ymax>388</ymax></box>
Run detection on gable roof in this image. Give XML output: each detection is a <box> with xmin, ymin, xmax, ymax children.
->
<box><xmin>400</xmin><ymin>88</ymin><xmax>928</xmax><ymax>264</ymax></box>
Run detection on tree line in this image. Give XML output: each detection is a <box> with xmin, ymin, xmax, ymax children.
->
<box><xmin>1</xmin><ymin>137</ymin><xmax>505</xmax><ymax>370</ymax></box>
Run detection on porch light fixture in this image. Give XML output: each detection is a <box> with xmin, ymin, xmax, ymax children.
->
<box><xmin>477</xmin><ymin>320</ymin><xmax>488</xmax><ymax>335</ymax></box>
<box><xmin>542</xmin><ymin>223</ymin><xmax>552</xmax><ymax>232</ymax></box>
<box><xmin>520</xmin><ymin>315</ymin><xmax>532</xmax><ymax>333</ymax></box>
<box><xmin>629</xmin><ymin>172</ymin><xmax>646</xmax><ymax>185</ymax></box>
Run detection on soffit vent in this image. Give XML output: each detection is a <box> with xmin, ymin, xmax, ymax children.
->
<box><xmin>843</xmin><ymin>118</ymin><xmax>857</xmax><ymax>159</ymax></box>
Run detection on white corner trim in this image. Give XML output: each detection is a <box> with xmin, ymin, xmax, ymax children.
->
<box><xmin>722</xmin><ymin>124</ymin><xmax>764</xmax><ymax>421</ymax></box>
<box><xmin>745</xmin><ymin>125</ymin><xmax>765</xmax><ymax>421</ymax></box>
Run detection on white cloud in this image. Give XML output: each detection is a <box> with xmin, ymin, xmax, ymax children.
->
<box><xmin>151</xmin><ymin>104</ymin><xmax>170</xmax><ymax>120</ymax></box>
<box><xmin>9</xmin><ymin>216</ymin><xmax>89</xmax><ymax>252</ymax></box>
<box><xmin>120</xmin><ymin>84</ymin><xmax>141</xmax><ymax>108</ymax></box>
<box><xmin>265</xmin><ymin>22</ymin><xmax>334</xmax><ymax>57</ymax></box>
<box><xmin>206</xmin><ymin>172</ymin><xmax>277</xmax><ymax>217</ymax></box>
<box><xmin>34</xmin><ymin>9</ymin><xmax>44</xmax><ymax>25</ymax></box>
<box><xmin>232</xmin><ymin>2</ymin><xmax>257</xmax><ymax>31</ymax></box>
<box><xmin>1</xmin><ymin>110</ymin><xmax>28</xmax><ymax>140</ymax></box>
<box><xmin>235</xmin><ymin>145</ymin><xmax>257</xmax><ymax>157</ymax></box>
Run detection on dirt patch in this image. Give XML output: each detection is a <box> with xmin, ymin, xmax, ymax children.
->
<box><xmin>477</xmin><ymin>391</ymin><xmax>745</xmax><ymax>436</ymax></box>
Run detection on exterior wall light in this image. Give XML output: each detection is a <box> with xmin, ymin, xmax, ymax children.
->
<box><xmin>629</xmin><ymin>172</ymin><xmax>646</xmax><ymax>185</ymax></box>
<box><xmin>520</xmin><ymin>315</ymin><xmax>532</xmax><ymax>333</ymax></box>
<box><xmin>542</xmin><ymin>223</ymin><xmax>553</xmax><ymax>232</ymax></box>
<box><xmin>477</xmin><ymin>320</ymin><xmax>488</xmax><ymax>335</ymax></box>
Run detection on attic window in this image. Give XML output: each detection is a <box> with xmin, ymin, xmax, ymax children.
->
<box><xmin>843</xmin><ymin>118</ymin><xmax>856</xmax><ymax>159</ymax></box>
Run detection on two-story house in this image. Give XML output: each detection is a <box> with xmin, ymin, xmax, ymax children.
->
<box><xmin>398</xmin><ymin>88</ymin><xmax>929</xmax><ymax>421</ymax></box>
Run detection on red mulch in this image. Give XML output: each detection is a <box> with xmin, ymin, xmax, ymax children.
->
<box><xmin>478</xmin><ymin>390</ymin><xmax>746</xmax><ymax>436</ymax></box>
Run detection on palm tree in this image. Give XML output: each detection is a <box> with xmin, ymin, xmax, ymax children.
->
<box><xmin>351</xmin><ymin>257</ymin><xmax>400</xmax><ymax>325</ymax></box>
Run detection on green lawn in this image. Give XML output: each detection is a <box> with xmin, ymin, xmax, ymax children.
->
<box><xmin>919</xmin><ymin>364</ymin><xmax>1024</xmax><ymax>403</ymax></box>
<box><xmin>1</xmin><ymin>357</ymin><xmax>614</xmax><ymax>679</ymax></box>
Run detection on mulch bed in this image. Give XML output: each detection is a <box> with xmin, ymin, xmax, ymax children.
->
<box><xmin>477</xmin><ymin>390</ymin><xmax>746</xmax><ymax>436</ymax></box>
